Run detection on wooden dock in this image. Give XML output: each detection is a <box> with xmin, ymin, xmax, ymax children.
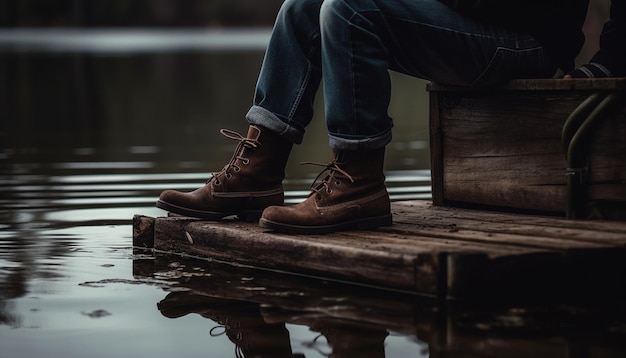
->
<box><xmin>133</xmin><ymin>200</ymin><xmax>626</xmax><ymax>301</ymax></box>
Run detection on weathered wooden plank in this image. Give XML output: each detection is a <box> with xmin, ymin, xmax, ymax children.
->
<box><xmin>337</xmin><ymin>230</ymin><xmax>545</xmax><ymax>255</ymax></box>
<box><xmin>391</xmin><ymin>202</ymin><xmax>626</xmax><ymax>298</ymax></box>
<box><xmin>132</xmin><ymin>214</ymin><xmax>155</xmax><ymax>248</ymax></box>
<box><xmin>154</xmin><ymin>217</ymin><xmax>425</xmax><ymax>293</ymax></box>
<box><xmin>440</xmin><ymin>95</ymin><xmax>626</xmax><ymax>212</ymax></box>
<box><xmin>429</xmin><ymin>79</ymin><xmax>626</xmax><ymax>216</ymax></box>
<box><xmin>379</xmin><ymin>225</ymin><xmax>606</xmax><ymax>252</ymax></box>
<box><xmin>393</xmin><ymin>201</ymin><xmax>626</xmax><ymax>239</ymax></box>
<box><xmin>392</xmin><ymin>201</ymin><xmax>626</xmax><ymax>245</ymax></box>
<box><xmin>427</xmin><ymin>78</ymin><xmax>626</xmax><ymax>91</ymax></box>
<box><xmin>134</xmin><ymin>198</ymin><xmax>626</xmax><ymax>299</ymax></box>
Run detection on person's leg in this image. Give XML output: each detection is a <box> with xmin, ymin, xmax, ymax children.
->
<box><xmin>246</xmin><ymin>0</ymin><xmax>325</xmax><ymax>144</ymax></box>
<box><xmin>322</xmin><ymin>0</ymin><xmax>557</xmax><ymax>150</ymax></box>
<box><xmin>157</xmin><ymin>0</ymin><xmax>325</xmax><ymax>220</ymax></box>
<box><xmin>260</xmin><ymin>0</ymin><xmax>557</xmax><ymax>234</ymax></box>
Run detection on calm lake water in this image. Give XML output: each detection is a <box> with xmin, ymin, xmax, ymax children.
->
<box><xmin>1</xmin><ymin>29</ymin><xmax>625</xmax><ymax>358</ymax></box>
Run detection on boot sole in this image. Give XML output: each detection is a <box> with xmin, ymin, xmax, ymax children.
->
<box><xmin>156</xmin><ymin>200</ymin><xmax>263</xmax><ymax>222</ymax></box>
<box><xmin>258</xmin><ymin>213</ymin><xmax>393</xmax><ymax>235</ymax></box>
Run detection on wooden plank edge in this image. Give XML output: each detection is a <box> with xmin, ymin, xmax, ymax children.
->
<box><xmin>152</xmin><ymin>217</ymin><xmax>437</xmax><ymax>295</ymax></box>
<box><xmin>445</xmin><ymin>248</ymin><xmax>626</xmax><ymax>302</ymax></box>
<box><xmin>132</xmin><ymin>214</ymin><xmax>155</xmax><ymax>248</ymax></box>
<box><xmin>426</xmin><ymin>78</ymin><xmax>626</xmax><ymax>92</ymax></box>
<box><xmin>393</xmin><ymin>201</ymin><xmax>626</xmax><ymax>237</ymax></box>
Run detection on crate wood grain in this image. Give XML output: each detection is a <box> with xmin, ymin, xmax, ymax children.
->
<box><xmin>428</xmin><ymin>78</ymin><xmax>626</xmax><ymax>216</ymax></box>
<box><xmin>133</xmin><ymin>200</ymin><xmax>626</xmax><ymax>300</ymax></box>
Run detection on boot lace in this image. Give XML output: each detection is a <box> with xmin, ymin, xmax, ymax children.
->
<box><xmin>302</xmin><ymin>159</ymin><xmax>355</xmax><ymax>197</ymax></box>
<box><xmin>210</xmin><ymin>321</ymin><xmax>246</xmax><ymax>358</ymax></box>
<box><xmin>209</xmin><ymin>128</ymin><xmax>260</xmax><ymax>185</ymax></box>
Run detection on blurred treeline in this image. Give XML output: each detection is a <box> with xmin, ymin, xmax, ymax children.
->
<box><xmin>0</xmin><ymin>0</ymin><xmax>611</xmax><ymax>28</ymax></box>
<box><xmin>0</xmin><ymin>0</ymin><xmax>284</xmax><ymax>27</ymax></box>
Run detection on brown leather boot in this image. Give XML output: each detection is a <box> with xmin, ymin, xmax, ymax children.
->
<box><xmin>259</xmin><ymin>148</ymin><xmax>391</xmax><ymax>234</ymax></box>
<box><xmin>157</xmin><ymin>125</ymin><xmax>292</xmax><ymax>220</ymax></box>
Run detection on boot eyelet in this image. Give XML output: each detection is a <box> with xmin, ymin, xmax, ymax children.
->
<box><xmin>326</xmin><ymin>188</ymin><xmax>333</xmax><ymax>194</ymax></box>
<box><xmin>233</xmin><ymin>166</ymin><xmax>241</xmax><ymax>172</ymax></box>
<box><xmin>215</xmin><ymin>179</ymin><xmax>221</xmax><ymax>185</ymax></box>
<box><xmin>242</xmin><ymin>159</ymin><xmax>250</xmax><ymax>165</ymax></box>
<box><xmin>226</xmin><ymin>173</ymin><xmax>232</xmax><ymax>179</ymax></box>
<box><xmin>334</xmin><ymin>180</ymin><xmax>341</xmax><ymax>186</ymax></box>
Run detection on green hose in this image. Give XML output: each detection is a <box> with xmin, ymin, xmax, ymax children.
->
<box><xmin>562</xmin><ymin>92</ymin><xmax>625</xmax><ymax>219</ymax></box>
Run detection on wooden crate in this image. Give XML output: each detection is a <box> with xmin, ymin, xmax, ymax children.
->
<box><xmin>428</xmin><ymin>78</ymin><xmax>626</xmax><ymax>219</ymax></box>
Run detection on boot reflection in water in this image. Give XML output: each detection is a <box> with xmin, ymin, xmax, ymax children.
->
<box><xmin>157</xmin><ymin>292</ymin><xmax>299</xmax><ymax>358</ymax></box>
<box><xmin>309</xmin><ymin>322</ymin><xmax>388</xmax><ymax>358</ymax></box>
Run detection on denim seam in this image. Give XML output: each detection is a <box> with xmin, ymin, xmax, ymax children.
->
<box><xmin>349</xmin><ymin>15</ymin><xmax>357</xmax><ymax>127</ymax></box>
<box><xmin>346</xmin><ymin>9</ymin><xmax>381</xmax><ymax>128</ymax></box>
<box><xmin>384</xmin><ymin>14</ymin><xmax>519</xmax><ymax>42</ymax></box>
<box><xmin>288</xmin><ymin>64</ymin><xmax>312</xmax><ymax>120</ymax></box>
<box><xmin>471</xmin><ymin>45</ymin><xmax>546</xmax><ymax>86</ymax></box>
<box><xmin>287</xmin><ymin>32</ymin><xmax>319</xmax><ymax>123</ymax></box>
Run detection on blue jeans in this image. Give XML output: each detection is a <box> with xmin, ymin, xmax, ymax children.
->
<box><xmin>246</xmin><ymin>0</ymin><xmax>557</xmax><ymax>150</ymax></box>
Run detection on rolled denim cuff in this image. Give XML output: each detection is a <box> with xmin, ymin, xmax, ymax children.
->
<box><xmin>328</xmin><ymin>125</ymin><xmax>393</xmax><ymax>151</ymax></box>
<box><xmin>246</xmin><ymin>105</ymin><xmax>304</xmax><ymax>144</ymax></box>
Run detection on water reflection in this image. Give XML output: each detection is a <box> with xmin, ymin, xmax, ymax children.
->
<box><xmin>137</xmin><ymin>254</ymin><xmax>626</xmax><ymax>358</ymax></box>
<box><xmin>158</xmin><ymin>293</ymin><xmax>301</xmax><ymax>358</ymax></box>
<box><xmin>138</xmin><ymin>254</ymin><xmax>430</xmax><ymax>358</ymax></box>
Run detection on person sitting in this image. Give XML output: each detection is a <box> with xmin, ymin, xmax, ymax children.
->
<box><xmin>157</xmin><ymin>0</ymin><xmax>602</xmax><ymax>234</ymax></box>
